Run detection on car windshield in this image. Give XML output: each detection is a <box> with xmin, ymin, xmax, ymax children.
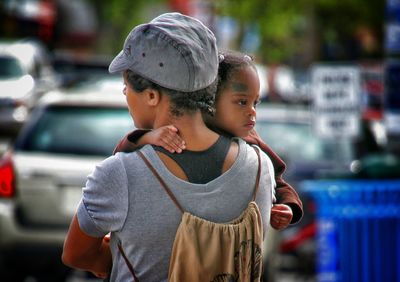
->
<box><xmin>255</xmin><ymin>121</ymin><xmax>354</xmax><ymax>164</ymax></box>
<box><xmin>0</xmin><ymin>56</ymin><xmax>25</xmax><ymax>78</ymax></box>
<box><xmin>15</xmin><ymin>105</ymin><xmax>133</xmax><ymax>156</ymax></box>
<box><xmin>70</xmin><ymin>75</ymin><xmax>122</xmax><ymax>92</ymax></box>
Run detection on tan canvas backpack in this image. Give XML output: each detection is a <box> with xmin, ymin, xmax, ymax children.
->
<box><xmin>118</xmin><ymin>147</ymin><xmax>264</xmax><ymax>281</ymax></box>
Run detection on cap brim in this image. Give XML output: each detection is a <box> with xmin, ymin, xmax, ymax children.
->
<box><xmin>108</xmin><ymin>50</ymin><xmax>130</xmax><ymax>73</ymax></box>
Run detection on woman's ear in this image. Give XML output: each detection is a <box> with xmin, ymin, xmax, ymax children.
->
<box><xmin>145</xmin><ymin>89</ymin><xmax>161</xmax><ymax>106</ymax></box>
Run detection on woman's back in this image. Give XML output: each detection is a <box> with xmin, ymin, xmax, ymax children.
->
<box><xmin>77</xmin><ymin>139</ymin><xmax>275</xmax><ymax>281</ymax></box>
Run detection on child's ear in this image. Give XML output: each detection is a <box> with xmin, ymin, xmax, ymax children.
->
<box><xmin>145</xmin><ymin>89</ymin><xmax>161</xmax><ymax>106</ymax></box>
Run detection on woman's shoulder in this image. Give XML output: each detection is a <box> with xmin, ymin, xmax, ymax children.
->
<box><xmin>101</xmin><ymin>149</ymin><xmax>147</xmax><ymax>172</ymax></box>
<box><xmin>238</xmin><ymin>140</ymin><xmax>274</xmax><ymax>169</ymax></box>
<box><xmin>235</xmin><ymin>138</ymin><xmax>262</xmax><ymax>154</ymax></box>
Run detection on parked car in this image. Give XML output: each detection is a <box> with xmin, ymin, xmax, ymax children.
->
<box><xmin>1</xmin><ymin>0</ymin><xmax>57</xmax><ymax>43</ymax></box>
<box><xmin>255</xmin><ymin>103</ymin><xmax>384</xmax><ymax>280</ymax></box>
<box><xmin>52</xmin><ymin>50</ymin><xmax>112</xmax><ymax>88</ymax></box>
<box><xmin>0</xmin><ymin>75</ymin><xmax>133</xmax><ymax>281</ymax></box>
<box><xmin>256</xmin><ymin>104</ymin><xmax>356</xmax><ymax>180</ymax></box>
<box><xmin>0</xmin><ymin>39</ymin><xmax>58</xmax><ymax>136</ymax></box>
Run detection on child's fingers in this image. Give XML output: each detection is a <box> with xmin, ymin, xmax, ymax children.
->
<box><xmin>166</xmin><ymin>127</ymin><xmax>183</xmax><ymax>141</ymax></box>
<box><xmin>163</xmin><ymin>129</ymin><xmax>186</xmax><ymax>152</ymax></box>
<box><xmin>271</xmin><ymin>211</ymin><xmax>292</xmax><ymax>224</ymax></box>
<box><xmin>271</xmin><ymin>213</ymin><xmax>291</xmax><ymax>224</ymax></box>
<box><xmin>271</xmin><ymin>205</ymin><xmax>293</xmax><ymax>230</ymax></box>
<box><xmin>152</xmin><ymin>125</ymin><xmax>185</xmax><ymax>153</ymax></box>
<box><xmin>270</xmin><ymin>213</ymin><xmax>291</xmax><ymax>230</ymax></box>
<box><xmin>103</xmin><ymin>232</ymin><xmax>111</xmax><ymax>243</ymax></box>
<box><xmin>159</xmin><ymin>136</ymin><xmax>184</xmax><ymax>153</ymax></box>
<box><xmin>160</xmin><ymin>140</ymin><xmax>180</xmax><ymax>153</ymax></box>
<box><xmin>92</xmin><ymin>272</ymin><xmax>108</xmax><ymax>279</ymax></box>
<box><xmin>169</xmin><ymin>137</ymin><xmax>186</xmax><ymax>153</ymax></box>
<box><xmin>166</xmin><ymin>125</ymin><xmax>178</xmax><ymax>132</ymax></box>
<box><xmin>272</xmin><ymin>204</ymin><xmax>292</xmax><ymax>212</ymax></box>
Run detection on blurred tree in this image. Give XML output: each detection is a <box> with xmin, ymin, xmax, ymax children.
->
<box><xmin>85</xmin><ymin>0</ymin><xmax>383</xmax><ymax>64</ymax></box>
<box><xmin>86</xmin><ymin>0</ymin><xmax>166</xmax><ymax>53</ymax></box>
<box><xmin>215</xmin><ymin>0</ymin><xmax>384</xmax><ymax>65</ymax></box>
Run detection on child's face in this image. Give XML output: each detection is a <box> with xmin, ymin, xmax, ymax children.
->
<box><xmin>211</xmin><ymin>66</ymin><xmax>260</xmax><ymax>137</ymax></box>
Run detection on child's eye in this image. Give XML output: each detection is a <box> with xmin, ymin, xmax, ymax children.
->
<box><xmin>254</xmin><ymin>99</ymin><xmax>261</xmax><ymax>107</ymax></box>
<box><xmin>238</xmin><ymin>100</ymin><xmax>247</xmax><ymax>106</ymax></box>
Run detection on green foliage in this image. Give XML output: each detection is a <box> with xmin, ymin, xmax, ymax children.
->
<box><xmin>87</xmin><ymin>0</ymin><xmax>383</xmax><ymax>63</ymax></box>
<box><xmin>215</xmin><ymin>0</ymin><xmax>310</xmax><ymax>62</ymax></box>
<box><xmin>215</xmin><ymin>0</ymin><xmax>384</xmax><ymax>64</ymax></box>
<box><xmin>86</xmin><ymin>0</ymin><xmax>167</xmax><ymax>53</ymax></box>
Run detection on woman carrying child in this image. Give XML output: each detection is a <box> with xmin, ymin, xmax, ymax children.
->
<box><xmin>114</xmin><ymin>50</ymin><xmax>303</xmax><ymax>230</ymax></box>
<box><xmin>62</xmin><ymin>13</ymin><xmax>276</xmax><ymax>281</ymax></box>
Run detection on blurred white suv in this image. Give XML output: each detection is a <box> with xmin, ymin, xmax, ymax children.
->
<box><xmin>0</xmin><ymin>76</ymin><xmax>133</xmax><ymax>281</ymax></box>
<box><xmin>0</xmin><ymin>39</ymin><xmax>58</xmax><ymax>135</ymax></box>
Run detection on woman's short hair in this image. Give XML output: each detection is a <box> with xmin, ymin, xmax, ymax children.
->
<box><xmin>124</xmin><ymin>70</ymin><xmax>217</xmax><ymax>116</ymax></box>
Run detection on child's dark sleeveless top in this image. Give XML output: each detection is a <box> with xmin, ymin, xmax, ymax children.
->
<box><xmin>154</xmin><ymin>135</ymin><xmax>231</xmax><ymax>184</ymax></box>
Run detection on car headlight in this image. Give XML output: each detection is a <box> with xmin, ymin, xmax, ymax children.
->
<box><xmin>12</xmin><ymin>105</ymin><xmax>29</xmax><ymax>122</ymax></box>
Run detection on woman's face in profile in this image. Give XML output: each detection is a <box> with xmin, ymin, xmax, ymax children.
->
<box><xmin>123</xmin><ymin>77</ymin><xmax>151</xmax><ymax>128</ymax></box>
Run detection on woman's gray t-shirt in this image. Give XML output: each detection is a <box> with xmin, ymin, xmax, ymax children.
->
<box><xmin>77</xmin><ymin>138</ymin><xmax>275</xmax><ymax>281</ymax></box>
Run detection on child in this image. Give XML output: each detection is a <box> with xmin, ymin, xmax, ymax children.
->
<box><xmin>113</xmin><ymin>50</ymin><xmax>303</xmax><ymax>230</ymax></box>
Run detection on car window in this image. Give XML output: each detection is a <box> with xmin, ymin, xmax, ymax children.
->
<box><xmin>255</xmin><ymin>121</ymin><xmax>354</xmax><ymax>164</ymax></box>
<box><xmin>0</xmin><ymin>56</ymin><xmax>25</xmax><ymax>78</ymax></box>
<box><xmin>15</xmin><ymin>105</ymin><xmax>133</xmax><ymax>156</ymax></box>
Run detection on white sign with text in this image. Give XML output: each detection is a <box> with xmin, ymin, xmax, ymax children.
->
<box><xmin>312</xmin><ymin>65</ymin><xmax>361</xmax><ymax>138</ymax></box>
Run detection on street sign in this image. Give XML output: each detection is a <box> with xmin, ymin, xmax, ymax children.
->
<box><xmin>312</xmin><ymin>65</ymin><xmax>361</xmax><ymax>138</ymax></box>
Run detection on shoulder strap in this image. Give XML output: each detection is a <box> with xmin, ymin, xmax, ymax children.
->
<box><xmin>137</xmin><ymin>151</ymin><xmax>184</xmax><ymax>213</ymax></box>
<box><xmin>252</xmin><ymin>146</ymin><xmax>262</xmax><ymax>201</ymax></box>
<box><xmin>118</xmin><ymin>243</ymin><xmax>140</xmax><ymax>282</ymax></box>
<box><xmin>138</xmin><ymin>147</ymin><xmax>261</xmax><ymax>210</ymax></box>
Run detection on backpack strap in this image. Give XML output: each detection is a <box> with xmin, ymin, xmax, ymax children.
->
<box><xmin>118</xmin><ymin>243</ymin><xmax>140</xmax><ymax>282</ymax></box>
<box><xmin>137</xmin><ymin>151</ymin><xmax>184</xmax><ymax>213</ymax></box>
<box><xmin>138</xmin><ymin>146</ymin><xmax>261</xmax><ymax>207</ymax></box>
<box><xmin>252</xmin><ymin>146</ymin><xmax>262</xmax><ymax>201</ymax></box>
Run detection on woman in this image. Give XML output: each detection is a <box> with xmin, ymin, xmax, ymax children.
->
<box><xmin>62</xmin><ymin>12</ymin><xmax>275</xmax><ymax>281</ymax></box>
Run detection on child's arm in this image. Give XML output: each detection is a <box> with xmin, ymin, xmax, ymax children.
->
<box><xmin>244</xmin><ymin>129</ymin><xmax>304</xmax><ymax>227</ymax></box>
<box><xmin>113</xmin><ymin>126</ymin><xmax>186</xmax><ymax>155</ymax></box>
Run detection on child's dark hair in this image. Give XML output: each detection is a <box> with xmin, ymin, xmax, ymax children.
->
<box><xmin>217</xmin><ymin>50</ymin><xmax>256</xmax><ymax>97</ymax></box>
<box><xmin>124</xmin><ymin>70</ymin><xmax>217</xmax><ymax>116</ymax></box>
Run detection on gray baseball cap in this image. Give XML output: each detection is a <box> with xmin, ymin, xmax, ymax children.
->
<box><xmin>109</xmin><ymin>12</ymin><xmax>218</xmax><ymax>92</ymax></box>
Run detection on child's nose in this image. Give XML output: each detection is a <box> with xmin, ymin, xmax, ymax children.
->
<box><xmin>248</xmin><ymin>106</ymin><xmax>256</xmax><ymax>116</ymax></box>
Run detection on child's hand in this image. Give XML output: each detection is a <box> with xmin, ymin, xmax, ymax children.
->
<box><xmin>92</xmin><ymin>271</ymin><xmax>109</xmax><ymax>279</ymax></box>
<box><xmin>103</xmin><ymin>233</ymin><xmax>110</xmax><ymax>243</ymax></box>
<box><xmin>270</xmin><ymin>204</ymin><xmax>293</xmax><ymax>230</ymax></box>
<box><xmin>142</xmin><ymin>125</ymin><xmax>186</xmax><ymax>153</ymax></box>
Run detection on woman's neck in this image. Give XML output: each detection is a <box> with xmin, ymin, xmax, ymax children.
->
<box><xmin>156</xmin><ymin>111</ymin><xmax>220</xmax><ymax>151</ymax></box>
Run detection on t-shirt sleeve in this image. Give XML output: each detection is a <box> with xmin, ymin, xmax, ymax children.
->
<box><xmin>77</xmin><ymin>154</ymin><xmax>129</xmax><ymax>237</ymax></box>
<box><xmin>263</xmin><ymin>150</ymin><xmax>277</xmax><ymax>204</ymax></box>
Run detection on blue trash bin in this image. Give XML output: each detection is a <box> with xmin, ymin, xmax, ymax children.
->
<box><xmin>302</xmin><ymin>180</ymin><xmax>400</xmax><ymax>282</ymax></box>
